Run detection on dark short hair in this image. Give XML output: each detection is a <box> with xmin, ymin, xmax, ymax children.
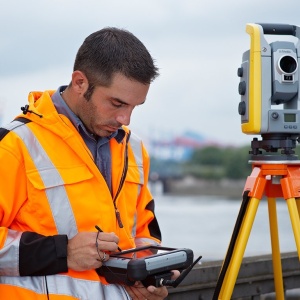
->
<box><xmin>74</xmin><ymin>27</ymin><xmax>159</xmax><ymax>91</ymax></box>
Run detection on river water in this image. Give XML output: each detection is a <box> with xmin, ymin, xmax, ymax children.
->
<box><xmin>153</xmin><ymin>191</ymin><xmax>297</xmax><ymax>262</ymax></box>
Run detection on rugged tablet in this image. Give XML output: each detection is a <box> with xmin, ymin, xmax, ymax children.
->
<box><xmin>96</xmin><ymin>245</ymin><xmax>196</xmax><ymax>287</ymax></box>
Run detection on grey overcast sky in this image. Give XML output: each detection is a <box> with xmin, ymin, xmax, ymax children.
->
<box><xmin>1</xmin><ymin>0</ymin><xmax>300</xmax><ymax>146</ymax></box>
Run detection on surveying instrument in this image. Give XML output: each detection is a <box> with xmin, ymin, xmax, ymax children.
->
<box><xmin>213</xmin><ymin>23</ymin><xmax>300</xmax><ymax>299</ymax></box>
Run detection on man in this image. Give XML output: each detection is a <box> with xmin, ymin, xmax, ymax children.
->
<box><xmin>0</xmin><ymin>27</ymin><xmax>176</xmax><ymax>299</ymax></box>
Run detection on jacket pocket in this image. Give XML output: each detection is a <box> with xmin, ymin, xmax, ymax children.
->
<box><xmin>27</xmin><ymin>165</ymin><xmax>93</xmax><ymax>189</ymax></box>
<box><xmin>23</xmin><ymin>165</ymin><xmax>95</xmax><ymax>234</ymax></box>
<box><xmin>126</xmin><ymin>165</ymin><xmax>144</xmax><ymax>185</ymax></box>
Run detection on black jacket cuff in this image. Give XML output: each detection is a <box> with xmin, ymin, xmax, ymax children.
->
<box><xmin>19</xmin><ymin>232</ymin><xmax>68</xmax><ymax>276</ymax></box>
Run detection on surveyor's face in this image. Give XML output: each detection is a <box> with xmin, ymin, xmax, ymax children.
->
<box><xmin>78</xmin><ymin>73</ymin><xmax>150</xmax><ymax>137</ymax></box>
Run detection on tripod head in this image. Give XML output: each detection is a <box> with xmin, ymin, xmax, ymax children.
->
<box><xmin>249</xmin><ymin>134</ymin><xmax>300</xmax><ymax>161</ymax></box>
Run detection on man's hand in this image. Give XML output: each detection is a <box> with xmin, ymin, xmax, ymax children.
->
<box><xmin>67</xmin><ymin>231</ymin><xmax>119</xmax><ymax>271</ymax></box>
<box><xmin>124</xmin><ymin>270</ymin><xmax>180</xmax><ymax>300</ymax></box>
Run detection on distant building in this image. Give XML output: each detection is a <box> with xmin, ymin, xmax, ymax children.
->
<box><xmin>149</xmin><ymin>130</ymin><xmax>217</xmax><ymax>161</ymax></box>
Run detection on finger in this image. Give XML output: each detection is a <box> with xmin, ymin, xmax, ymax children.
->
<box><xmin>124</xmin><ymin>285</ymin><xmax>140</xmax><ymax>299</ymax></box>
<box><xmin>125</xmin><ymin>282</ymin><xmax>148</xmax><ymax>300</ymax></box>
<box><xmin>96</xmin><ymin>251</ymin><xmax>105</xmax><ymax>262</ymax></box>
<box><xmin>96</xmin><ymin>251</ymin><xmax>109</xmax><ymax>262</ymax></box>
<box><xmin>96</xmin><ymin>234</ymin><xmax>120</xmax><ymax>252</ymax></box>
<box><xmin>171</xmin><ymin>270</ymin><xmax>181</xmax><ymax>279</ymax></box>
<box><xmin>97</xmin><ymin>241</ymin><xmax>119</xmax><ymax>253</ymax></box>
<box><xmin>147</xmin><ymin>285</ymin><xmax>168</xmax><ymax>299</ymax></box>
<box><xmin>96</xmin><ymin>232</ymin><xmax>119</xmax><ymax>243</ymax></box>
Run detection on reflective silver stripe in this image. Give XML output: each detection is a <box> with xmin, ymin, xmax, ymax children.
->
<box><xmin>2</xmin><ymin>120</ymin><xmax>27</xmax><ymax>131</ymax></box>
<box><xmin>0</xmin><ymin>229</ymin><xmax>22</xmax><ymax>276</ymax></box>
<box><xmin>131</xmin><ymin>185</ymin><xmax>142</xmax><ymax>237</ymax></box>
<box><xmin>132</xmin><ymin>213</ymin><xmax>137</xmax><ymax>238</ymax></box>
<box><xmin>12</xmin><ymin>124</ymin><xmax>78</xmax><ymax>238</ymax></box>
<box><xmin>0</xmin><ymin>275</ymin><xmax>47</xmax><ymax>294</ymax></box>
<box><xmin>129</xmin><ymin>133</ymin><xmax>144</xmax><ymax>238</ymax></box>
<box><xmin>129</xmin><ymin>132</ymin><xmax>144</xmax><ymax>184</ymax></box>
<box><xmin>135</xmin><ymin>237</ymin><xmax>160</xmax><ymax>247</ymax></box>
<box><xmin>1</xmin><ymin>121</ymin><xmax>48</xmax><ymax>277</ymax></box>
<box><xmin>0</xmin><ymin>275</ymin><xmax>130</xmax><ymax>299</ymax></box>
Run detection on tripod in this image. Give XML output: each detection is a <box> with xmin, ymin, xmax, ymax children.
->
<box><xmin>213</xmin><ymin>137</ymin><xmax>300</xmax><ymax>299</ymax></box>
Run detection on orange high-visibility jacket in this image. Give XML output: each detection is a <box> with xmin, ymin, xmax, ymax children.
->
<box><xmin>0</xmin><ymin>90</ymin><xmax>161</xmax><ymax>299</ymax></box>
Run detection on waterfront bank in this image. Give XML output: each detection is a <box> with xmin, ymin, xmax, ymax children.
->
<box><xmin>167</xmin><ymin>252</ymin><xmax>300</xmax><ymax>300</ymax></box>
<box><xmin>152</xmin><ymin>177</ymin><xmax>246</xmax><ymax>198</ymax></box>
<box><xmin>154</xmin><ymin>194</ymin><xmax>300</xmax><ymax>298</ymax></box>
<box><xmin>154</xmin><ymin>194</ymin><xmax>296</xmax><ymax>261</ymax></box>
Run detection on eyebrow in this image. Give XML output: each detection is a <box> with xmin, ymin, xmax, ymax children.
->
<box><xmin>111</xmin><ymin>97</ymin><xmax>145</xmax><ymax>106</ymax></box>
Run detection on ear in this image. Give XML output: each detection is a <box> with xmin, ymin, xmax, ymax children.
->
<box><xmin>71</xmin><ymin>71</ymin><xmax>89</xmax><ymax>95</ymax></box>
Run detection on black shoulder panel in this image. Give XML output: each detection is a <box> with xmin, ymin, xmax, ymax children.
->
<box><xmin>0</xmin><ymin>117</ymin><xmax>32</xmax><ymax>142</ymax></box>
<box><xmin>15</xmin><ymin>117</ymin><xmax>32</xmax><ymax>124</ymax></box>
<box><xmin>0</xmin><ymin>128</ymin><xmax>10</xmax><ymax>142</ymax></box>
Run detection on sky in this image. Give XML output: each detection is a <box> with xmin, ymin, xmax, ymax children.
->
<box><xmin>1</xmin><ymin>0</ymin><xmax>300</xmax><ymax>146</ymax></box>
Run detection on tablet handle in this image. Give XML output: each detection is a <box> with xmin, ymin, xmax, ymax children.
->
<box><xmin>161</xmin><ymin>255</ymin><xmax>202</xmax><ymax>288</ymax></box>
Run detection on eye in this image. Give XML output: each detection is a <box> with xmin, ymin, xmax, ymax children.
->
<box><xmin>110</xmin><ymin>99</ymin><xmax>125</xmax><ymax>108</ymax></box>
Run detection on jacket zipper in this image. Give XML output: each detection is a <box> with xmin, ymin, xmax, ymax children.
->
<box><xmin>113</xmin><ymin>131</ymin><xmax>131</xmax><ymax>228</ymax></box>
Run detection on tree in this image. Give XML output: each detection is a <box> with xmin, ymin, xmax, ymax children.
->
<box><xmin>190</xmin><ymin>146</ymin><xmax>224</xmax><ymax>165</ymax></box>
<box><xmin>223</xmin><ymin>146</ymin><xmax>252</xmax><ymax>179</ymax></box>
<box><xmin>182</xmin><ymin>145</ymin><xmax>252</xmax><ymax>180</ymax></box>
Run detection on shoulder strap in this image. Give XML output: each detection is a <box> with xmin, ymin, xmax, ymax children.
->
<box><xmin>0</xmin><ymin>117</ymin><xmax>32</xmax><ymax>141</ymax></box>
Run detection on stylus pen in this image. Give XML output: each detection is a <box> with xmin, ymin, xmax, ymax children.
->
<box><xmin>95</xmin><ymin>225</ymin><xmax>122</xmax><ymax>252</ymax></box>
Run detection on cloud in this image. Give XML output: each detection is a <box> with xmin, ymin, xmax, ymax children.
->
<box><xmin>1</xmin><ymin>0</ymin><xmax>300</xmax><ymax>146</ymax></box>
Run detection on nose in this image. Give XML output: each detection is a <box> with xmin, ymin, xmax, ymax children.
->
<box><xmin>116</xmin><ymin>109</ymin><xmax>132</xmax><ymax>126</ymax></box>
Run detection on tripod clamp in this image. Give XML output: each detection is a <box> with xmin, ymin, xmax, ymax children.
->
<box><xmin>250</xmin><ymin>134</ymin><xmax>300</xmax><ymax>161</ymax></box>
